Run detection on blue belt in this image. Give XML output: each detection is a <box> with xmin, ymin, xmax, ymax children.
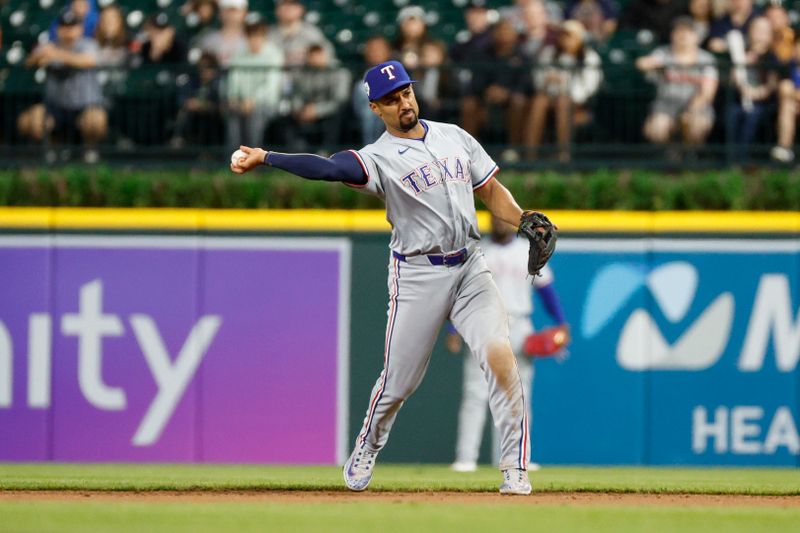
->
<box><xmin>392</xmin><ymin>248</ymin><xmax>469</xmax><ymax>266</ymax></box>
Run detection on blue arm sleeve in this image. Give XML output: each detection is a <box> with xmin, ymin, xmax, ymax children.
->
<box><xmin>537</xmin><ymin>284</ymin><xmax>566</xmax><ymax>324</ymax></box>
<box><xmin>265</xmin><ymin>150</ymin><xmax>367</xmax><ymax>186</ymax></box>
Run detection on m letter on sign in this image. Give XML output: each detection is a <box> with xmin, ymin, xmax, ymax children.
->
<box><xmin>381</xmin><ymin>65</ymin><xmax>396</xmax><ymax>80</ymax></box>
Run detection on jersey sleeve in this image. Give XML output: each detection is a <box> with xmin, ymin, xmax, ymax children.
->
<box><xmin>347</xmin><ymin>148</ymin><xmax>385</xmax><ymax>197</ymax></box>
<box><xmin>462</xmin><ymin>128</ymin><xmax>499</xmax><ymax>191</ymax></box>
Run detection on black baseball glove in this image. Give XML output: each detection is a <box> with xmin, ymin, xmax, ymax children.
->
<box><xmin>518</xmin><ymin>211</ymin><xmax>557</xmax><ymax>277</ymax></box>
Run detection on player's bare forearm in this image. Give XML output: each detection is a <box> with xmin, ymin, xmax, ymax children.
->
<box><xmin>475</xmin><ymin>178</ymin><xmax>524</xmax><ymax>227</ymax></box>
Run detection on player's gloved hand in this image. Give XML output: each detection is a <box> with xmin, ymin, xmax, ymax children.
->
<box><xmin>523</xmin><ymin>325</ymin><xmax>570</xmax><ymax>359</ymax></box>
<box><xmin>517</xmin><ymin>211</ymin><xmax>557</xmax><ymax>277</ymax></box>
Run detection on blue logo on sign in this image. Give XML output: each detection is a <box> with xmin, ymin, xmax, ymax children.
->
<box><xmin>581</xmin><ymin>261</ymin><xmax>734</xmax><ymax>371</ymax></box>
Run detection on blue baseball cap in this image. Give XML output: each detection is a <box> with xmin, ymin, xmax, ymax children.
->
<box><xmin>363</xmin><ymin>60</ymin><xmax>416</xmax><ymax>102</ymax></box>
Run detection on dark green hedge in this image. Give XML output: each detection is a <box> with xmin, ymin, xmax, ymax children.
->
<box><xmin>0</xmin><ymin>166</ymin><xmax>798</xmax><ymax>210</ymax></box>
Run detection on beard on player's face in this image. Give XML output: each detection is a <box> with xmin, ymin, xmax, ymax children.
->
<box><xmin>398</xmin><ymin>109</ymin><xmax>419</xmax><ymax>131</ymax></box>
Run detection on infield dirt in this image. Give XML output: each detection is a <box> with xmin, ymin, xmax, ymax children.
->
<box><xmin>2</xmin><ymin>490</ymin><xmax>799</xmax><ymax>508</ymax></box>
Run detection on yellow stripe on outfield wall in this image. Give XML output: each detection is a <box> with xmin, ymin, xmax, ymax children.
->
<box><xmin>0</xmin><ymin>208</ymin><xmax>798</xmax><ymax>233</ymax></box>
<box><xmin>553</xmin><ymin>211</ymin><xmax>800</xmax><ymax>233</ymax></box>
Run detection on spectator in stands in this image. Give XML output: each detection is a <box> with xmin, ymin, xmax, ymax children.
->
<box><xmin>526</xmin><ymin>20</ymin><xmax>603</xmax><ymax>161</ymax></box>
<box><xmin>413</xmin><ymin>40</ymin><xmax>459</xmax><ymax>122</ymax></box>
<box><xmin>620</xmin><ymin>0</ymin><xmax>687</xmax><ymax>44</ymax></box>
<box><xmin>353</xmin><ymin>35</ymin><xmax>392</xmax><ymax>144</ymax></box>
<box><xmin>637</xmin><ymin>17</ymin><xmax>718</xmax><ymax>148</ymax></box>
<box><xmin>198</xmin><ymin>0</ymin><xmax>248</xmax><ymax>66</ymax></box>
<box><xmin>393</xmin><ymin>5</ymin><xmax>432</xmax><ymax>70</ymax></box>
<box><xmin>269</xmin><ymin>0</ymin><xmax>334</xmax><ymax>67</ymax></box>
<box><xmin>501</xmin><ymin>0</ymin><xmax>563</xmax><ymax>33</ymax></box>
<box><xmin>461</xmin><ymin>19</ymin><xmax>528</xmax><ymax>149</ymax></box>
<box><xmin>171</xmin><ymin>51</ymin><xmax>224</xmax><ymax>147</ymax></box>
<box><xmin>726</xmin><ymin>16</ymin><xmax>780</xmax><ymax>154</ymax></box>
<box><xmin>564</xmin><ymin>0</ymin><xmax>618</xmax><ymax>43</ymax></box>
<box><xmin>225</xmin><ymin>13</ymin><xmax>284</xmax><ymax>147</ymax></box>
<box><xmin>764</xmin><ymin>3</ymin><xmax>794</xmax><ymax>65</ymax></box>
<box><xmin>450</xmin><ymin>1</ymin><xmax>494</xmax><ymax>126</ymax></box>
<box><xmin>94</xmin><ymin>4</ymin><xmax>129</xmax><ymax>67</ymax></box>
<box><xmin>138</xmin><ymin>12</ymin><xmax>187</xmax><ymax>65</ymax></box>
<box><xmin>18</xmin><ymin>9</ymin><xmax>107</xmax><ymax>162</ymax></box>
<box><xmin>450</xmin><ymin>0</ymin><xmax>493</xmax><ymax>63</ymax></box>
<box><xmin>707</xmin><ymin>0</ymin><xmax>758</xmax><ymax>53</ymax></box>
<box><xmin>282</xmin><ymin>44</ymin><xmax>351</xmax><ymax>151</ymax></box>
<box><xmin>688</xmin><ymin>0</ymin><xmax>713</xmax><ymax>44</ymax></box>
<box><xmin>49</xmin><ymin>0</ymin><xmax>98</xmax><ymax>41</ymax></box>
<box><xmin>182</xmin><ymin>0</ymin><xmax>218</xmax><ymax>47</ymax></box>
<box><xmin>772</xmin><ymin>35</ymin><xmax>800</xmax><ymax>163</ymax></box>
<box><xmin>520</xmin><ymin>0</ymin><xmax>560</xmax><ymax>60</ymax></box>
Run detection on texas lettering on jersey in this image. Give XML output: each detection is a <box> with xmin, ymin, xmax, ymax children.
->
<box><xmin>400</xmin><ymin>157</ymin><xmax>471</xmax><ymax>195</ymax></box>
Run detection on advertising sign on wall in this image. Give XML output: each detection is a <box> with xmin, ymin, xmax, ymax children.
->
<box><xmin>534</xmin><ymin>239</ymin><xmax>800</xmax><ymax>466</ymax></box>
<box><xmin>0</xmin><ymin>236</ymin><xmax>350</xmax><ymax>464</ymax></box>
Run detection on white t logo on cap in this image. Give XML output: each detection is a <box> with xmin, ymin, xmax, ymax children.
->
<box><xmin>380</xmin><ymin>65</ymin><xmax>397</xmax><ymax>80</ymax></box>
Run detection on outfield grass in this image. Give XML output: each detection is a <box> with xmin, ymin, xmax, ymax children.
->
<box><xmin>2</xmin><ymin>465</ymin><xmax>799</xmax><ymax>532</ymax></box>
<box><xmin>2</xmin><ymin>500</ymin><xmax>800</xmax><ymax>533</ymax></box>
<box><xmin>0</xmin><ymin>464</ymin><xmax>798</xmax><ymax>495</ymax></box>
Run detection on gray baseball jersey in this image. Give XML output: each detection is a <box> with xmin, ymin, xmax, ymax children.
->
<box><xmin>348</xmin><ymin>120</ymin><xmax>499</xmax><ymax>255</ymax></box>
<box><xmin>347</xmin><ymin>120</ymin><xmax>530</xmax><ymax>472</ymax></box>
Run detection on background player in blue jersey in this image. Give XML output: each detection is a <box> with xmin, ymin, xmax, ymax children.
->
<box><xmin>231</xmin><ymin>60</ymin><xmax>553</xmax><ymax>495</ymax></box>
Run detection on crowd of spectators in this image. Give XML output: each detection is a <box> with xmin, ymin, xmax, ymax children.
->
<box><xmin>9</xmin><ymin>0</ymin><xmax>800</xmax><ymax>163</ymax></box>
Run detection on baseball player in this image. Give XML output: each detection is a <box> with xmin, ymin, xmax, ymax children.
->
<box><xmin>231</xmin><ymin>60</ymin><xmax>556</xmax><ymax>495</ymax></box>
<box><xmin>447</xmin><ymin>215</ymin><xmax>569</xmax><ymax>473</ymax></box>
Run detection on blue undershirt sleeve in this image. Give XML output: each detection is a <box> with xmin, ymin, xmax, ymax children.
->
<box><xmin>537</xmin><ymin>284</ymin><xmax>566</xmax><ymax>325</ymax></box>
<box><xmin>265</xmin><ymin>150</ymin><xmax>367</xmax><ymax>185</ymax></box>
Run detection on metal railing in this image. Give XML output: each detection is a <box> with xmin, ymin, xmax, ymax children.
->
<box><xmin>0</xmin><ymin>61</ymin><xmax>788</xmax><ymax>169</ymax></box>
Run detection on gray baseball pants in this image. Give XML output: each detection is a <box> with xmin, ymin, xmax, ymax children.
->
<box><xmin>355</xmin><ymin>249</ymin><xmax>529</xmax><ymax>471</ymax></box>
<box><xmin>455</xmin><ymin>315</ymin><xmax>534</xmax><ymax>466</ymax></box>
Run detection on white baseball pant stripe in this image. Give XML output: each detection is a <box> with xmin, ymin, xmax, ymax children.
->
<box><xmin>356</xmin><ymin>250</ymin><xmax>528</xmax><ymax>471</ymax></box>
<box><xmin>359</xmin><ymin>256</ymin><xmax>401</xmax><ymax>446</ymax></box>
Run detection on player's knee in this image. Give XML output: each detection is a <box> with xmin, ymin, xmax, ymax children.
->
<box><xmin>18</xmin><ymin>106</ymin><xmax>45</xmax><ymax>140</ymax></box>
<box><xmin>484</xmin><ymin>341</ymin><xmax>517</xmax><ymax>388</ymax></box>
<box><xmin>644</xmin><ymin>115</ymin><xmax>670</xmax><ymax>143</ymax></box>
<box><xmin>17</xmin><ymin>112</ymin><xmax>30</xmax><ymax>137</ymax></box>
<box><xmin>685</xmin><ymin>120</ymin><xmax>709</xmax><ymax>143</ymax></box>
<box><xmin>80</xmin><ymin>108</ymin><xmax>108</xmax><ymax>137</ymax></box>
<box><xmin>779</xmin><ymin>79</ymin><xmax>795</xmax><ymax>100</ymax></box>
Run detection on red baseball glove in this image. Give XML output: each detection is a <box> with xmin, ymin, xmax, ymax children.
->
<box><xmin>523</xmin><ymin>326</ymin><xmax>570</xmax><ymax>358</ymax></box>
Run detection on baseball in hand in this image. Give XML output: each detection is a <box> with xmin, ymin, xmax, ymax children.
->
<box><xmin>231</xmin><ymin>149</ymin><xmax>247</xmax><ymax>166</ymax></box>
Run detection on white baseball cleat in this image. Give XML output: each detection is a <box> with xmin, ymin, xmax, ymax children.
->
<box><xmin>499</xmin><ymin>468</ymin><xmax>532</xmax><ymax>495</ymax></box>
<box><xmin>343</xmin><ymin>446</ymin><xmax>379</xmax><ymax>491</ymax></box>
<box><xmin>450</xmin><ymin>461</ymin><xmax>478</xmax><ymax>473</ymax></box>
